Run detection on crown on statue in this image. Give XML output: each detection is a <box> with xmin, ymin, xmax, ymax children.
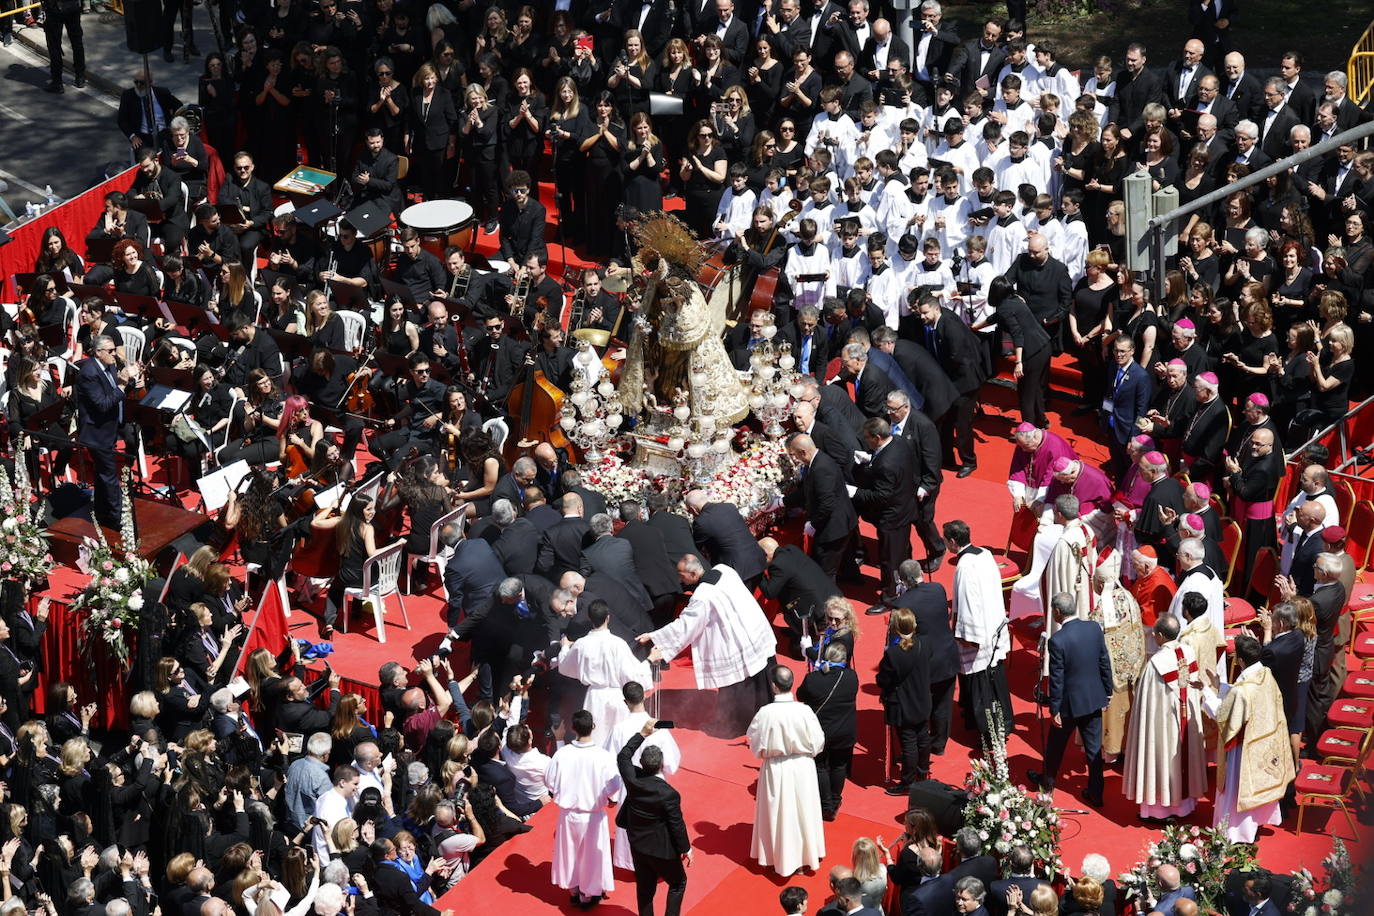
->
<box><xmin>633</xmin><ymin>211</ymin><xmax>706</xmax><ymax>278</ymax></box>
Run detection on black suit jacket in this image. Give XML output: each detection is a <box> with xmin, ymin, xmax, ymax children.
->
<box><xmin>846</xmin><ymin>362</ymin><xmax>896</xmax><ymax>419</ymax></box>
<box><xmin>817</xmin><ymin>382</ymin><xmax>868</xmax><ymax>436</ymax></box>
<box><xmin>1221</xmin><ymin>71</ymin><xmax>1265</xmax><ymax>123</ymax></box>
<box><xmin>612</xmin><ymin>0</ymin><xmax>672</xmax><ymax>56</ymax></box>
<box><xmin>615</xmin><ymin>733</ymin><xmax>690</xmax><ymax>858</ymax></box>
<box><xmin>807</xmin><ymin>417</ymin><xmax>860</xmax><ymax>482</ymax></box>
<box><xmin>901</xmin><ymin>870</ymin><xmax>955</xmax><ymax>916</ymax></box>
<box><xmin>117</xmin><ymin>87</ymin><xmax>183</xmax><ymax>142</ymax></box>
<box><xmin>892</xmin><ymin>582</ymin><xmax>959</xmax><ymax>682</ymax></box>
<box><xmin>1258</xmin><ymin>105</ymin><xmax>1301</xmax><ymax>161</ymax></box>
<box><xmin>649</xmin><ymin>510</ymin><xmax>697</xmax><ymax>563</ymax></box>
<box><xmin>76</xmin><ymin>357</ymin><xmax>124</xmax><ymax>449</ymax></box>
<box><xmin>617</xmin><ymin>518</ymin><xmax>682</xmax><ymax>601</ymax></box>
<box><xmin>779</xmin><ymin>321</ymin><xmax>831</xmax><ymax>376</ymax></box>
<box><xmin>759</xmin><ymin>543</ymin><xmax>841</xmax><ymax>625</ymax></box>
<box><xmin>444</xmin><ymin>538</ymin><xmax>507</xmax><ymax>619</ymax></box>
<box><xmin>584</xmin><ymin>536</ymin><xmax>652</xmax><ymax>606</ymax></box>
<box><xmin>919</xmin><ymin>313</ymin><xmax>985</xmax><ymax>395</ymax></box>
<box><xmin>876</xmin><ymin>636</ymin><xmax>932</xmax><ymax>726</ymax></box>
<box><xmin>490</xmin><ymin>471</ymin><xmax>526</xmax><ymax>513</ymax></box>
<box><xmin>1164</xmin><ymin>60</ymin><xmax>1213</xmax><ymax>110</ymax></box>
<box><xmin>853</xmin><ymin>436</ymin><xmax>918</xmax><ymax>527</ymax></box>
<box><xmin>793</xmin><ymin>450</ymin><xmax>858</xmax><ymax>542</ymax></box>
<box><xmin>1111</xmin><ymin>66</ymin><xmax>1167</xmax><ymax>137</ymax></box>
<box><xmin>535</xmin><ymin>516</ymin><xmax>594</xmax><ymax>580</ymax></box>
<box><xmin>276</xmin><ymin>693</ymin><xmax>340</xmax><ymax>736</ymax></box>
<box><xmin>989</xmin><ymin>879</ymin><xmax>1043</xmax><ymax>916</ymax></box>
<box><xmin>700</xmin><ymin>16</ymin><xmax>749</xmax><ymax>66</ymax></box>
<box><xmin>406</xmin><ymin>86</ymin><xmax>457</xmax><ymax>151</ymax></box>
<box><xmin>893</xmin><ymin>407</ymin><xmax>942</xmax><ymax>495</ymax></box>
<box><xmin>948</xmin><ymin>39</ymin><xmax>1006</xmax><ymax>104</ymax></box>
<box><xmin>493</xmin><ymin>517</ymin><xmax>540</xmax><ymax>575</ymax></box>
<box><xmin>1288</xmin><ymin>528</ymin><xmax>1325</xmax><ymax>597</ymax></box>
<box><xmin>691</xmin><ymin>503</ymin><xmax>767</xmax><ymax>581</ymax></box>
<box><xmin>859</xmin><ymin>34</ymin><xmax>910</xmax><ymax>80</ymax></box>
<box><xmin>891</xmin><ymin>338</ymin><xmax>958</xmax><ymax>423</ymax></box>
<box><xmin>1261</xmin><ymin>628</ymin><xmax>1305</xmax><ymax>724</ymax></box>
<box><xmin>1048</xmin><ymin>618</ymin><xmax>1113</xmax><ymax>719</ymax></box>
<box><xmin>1284</xmin><ymin>79</ymin><xmax>1318</xmax><ymax>126</ymax></box>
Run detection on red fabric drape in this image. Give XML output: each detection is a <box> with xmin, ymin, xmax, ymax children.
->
<box><xmin>27</xmin><ymin>587</ymin><xmax>133</xmax><ymax>731</ymax></box>
<box><xmin>1</xmin><ymin>166</ymin><xmax>139</xmax><ymax>300</ymax></box>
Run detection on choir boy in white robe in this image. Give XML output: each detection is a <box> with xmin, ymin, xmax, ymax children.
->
<box><xmin>794</xmin><ymin>177</ymin><xmax>839</xmax><ymax>247</ymax></box>
<box><xmin>922</xmin><ymin>80</ymin><xmax>963</xmax><ymax>154</ymax></box>
<box><xmin>992</xmin><ymin>75</ymin><xmax>1038</xmax><ymax>136</ymax></box>
<box><xmin>992</xmin><ymin>135</ymin><xmax>1044</xmax><ymax>198</ymax></box>
<box><xmin>806</xmin><ymin>87</ymin><xmax>860</xmax><ymax>161</ymax></box>
<box><xmin>713</xmin><ymin>165</ymin><xmax>757</xmax><ymax>239</ymax></box>
<box><xmin>910</xmin><ymin>236</ymin><xmax>955</xmax><ymax>303</ymax></box>
<box><xmin>976</xmin><ymin>122</ymin><xmax>1011</xmax><ymax>172</ymax></box>
<box><xmin>897</xmin><ymin>119</ymin><xmax>929</xmax><ymax>173</ymax></box>
<box><xmin>932</xmin><ymin>120</ymin><xmax>980</xmax><ymax>193</ymax></box>
<box><xmin>985</xmin><ymin>190</ymin><xmax>1029</xmax><ymax>276</ymax></box>
<box><xmin>853</xmin><ymin>104</ymin><xmax>897</xmax><ymax>172</ymax></box>
<box><xmin>830</xmin><ymin>219</ymin><xmax>870</xmax><ymax>294</ymax></box>
<box><xmin>558</xmin><ymin>599</ymin><xmax>659</xmax><ymax>744</ymax></box>
<box><xmin>946</xmin><ymin>519</ymin><xmax>1014</xmax><ymax>741</ymax></box>
<box><xmin>784</xmin><ymin>219</ymin><xmax>836</xmax><ymax>312</ymax></box>
<box><xmin>748</xmin><ymin>665</ymin><xmax>826</xmax><ymax>877</ymax></box>
<box><xmin>546</xmin><ymin>710</ymin><xmax>622</xmax><ymax>907</ymax></box>
<box><xmin>1026</xmin><ymin>195</ymin><xmax>1065</xmax><ymax>260</ymax></box>
<box><xmin>1083</xmin><ymin>61</ymin><xmax>1116</xmax><ymax>131</ymax></box>
<box><xmin>603</xmin><ymin>680</ymin><xmax>683</xmax><ymax>870</ymax></box>
<box><xmin>835</xmin><ymin>178</ymin><xmax>880</xmax><ymax>235</ymax></box>
<box><xmin>930</xmin><ymin>169</ymin><xmax>973</xmax><ymax>262</ymax></box>
<box><xmin>638</xmin><ymin>555</ymin><xmax>777</xmax><ymax>735</ymax></box>
<box><xmin>1059</xmin><ymin>190</ymin><xmax>1090</xmax><ymax>282</ymax></box>
<box><xmin>759</xmin><ymin>170</ymin><xmax>796</xmax><ymax>220</ymax></box>
<box><xmin>1035</xmin><ymin>44</ymin><xmax>1080</xmax><ymax>120</ymax></box>
<box><xmin>1123</xmin><ymin>614</ymin><xmax>1207</xmax><ymax>821</ymax></box>
<box><xmin>863</xmin><ymin>235</ymin><xmax>906</xmax><ymax>329</ymax></box>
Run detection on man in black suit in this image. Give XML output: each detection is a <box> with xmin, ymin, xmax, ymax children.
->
<box><xmin>1221</xmin><ymin>52</ymin><xmax>1265</xmax><ymax>124</ymax></box>
<box><xmin>649</xmin><ymin>497</ymin><xmax>698</xmax><ymax>563</ymax></box>
<box><xmin>834</xmin><ymin>51</ymin><xmax>874</xmax><ymax>118</ymax></box>
<box><xmin>685</xmin><ymin>490</ymin><xmax>768</xmax><ymax>587</ymax></box>
<box><xmin>853</xmin><ymin>417</ymin><xmax>918</xmax><ymax>598</ymax></box>
<box><xmin>1278</xmin><ymin>52</ymin><xmax>1318</xmax><ymax>126</ymax></box>
<box><xmin>617</xmin><ymin>500</ymin><xmax>682</xmax><ymax>624</ymax></box>
<box><xmin>947</xmin><ymin>19</ymin><xmax>1005</xmax><ymax>107</ymax></box>
<box><xmin>759</xmin><ymin>537</ymin><xmax>842</xmax><ymax>642</ymax></box>
<box><xmin>1259</xmin><ymin>601</ymin><xmax>1306</xmax><ymax>750</ymax></box>
<box><xmin>442</xmin><ymin>526</ymin><xmax>507</xmax><ymax>632</ymax></box>
<box><xmin>1257</xmin><ymin>77</ymin><xmax>1300</xmax><ymax>161</ymax></box>
<box><xmin>1164</xmin><ymin>39</ymin><xmax>1212</xmax><ymax>117</ymax></box>
<box><xmin>780</xmin><ymin>305</ymin><xmax>831</xmax><ymax>377</ymax></box>
<box><xmin>1220</xmin><ymin>120</ymin><xmax>1271</xmax><ymax>175</ymax></box>
<box><xmin>1284</xmin><ymin>501</ymin><xmax>1327</xmax><ymax>597</ymax></box>
<box><xmin>492</xmin><ymin>456</ymin><xmax>539</xmax><ymax>512</ymax></box>
<box><xmin>793</xmin><ymin>400</ymin><xmax>860</xmax><ymax>482</ymax></box>
<box><xmin>760</xmin><ymin>0</ymin><xmax>811</xmax><ymax>61</ymax></box>
<box><xmin>901</xmin><ymin>847</ymin><xmax>954</xmax><ymax>916</ymax></box>
<box><xmin>585</xmin><ymin>513</ymin><xmax>654</xmax><ymax>609</ymax></box>
<box><xmin>1187</xmin><ymin>0</ymin><xmax>1236</xmax><ymax>69</ymax></box>
<box><xmin>1028</xmin><ymin>593</ymin><xmax>1114</xmax><ymax>807</ymax></box>
<box><xmin>784</xmin><ymin>434</ymin><xmax>859</xmax><ymax>579</ymax></box>
<box><xmin>1322</xmin><ymin>73</ymin><xmax>1374</xmax><ymax>131</ymax></box>
<box><xmin>858</xmin><ymin>18</ymin><xmax>909</xmax><ymax>87</ymax></box>
<box><xmin>276</xmin><ymin>674</ymin><xmax>343</xmax><ymax>735</ymax></box>
<box><xmin>695</xmin><ymin>0</ymin><xmax>749</xmax><ymax>66</ymax></box>
<box><xmin>130</xmin><ymin>146</ymin><xmax>189</xmax><ymax>250</ymax></box>
<box><xmin>1111</xmin><ymin>42</ymin><xmax>1167</xmax><ymax>141</ymax></box>
<box><xmin>907</xmin><ymin>0</ymin><xmax>958</xmax><ymax>105</ymax></box>
<box><xmin>874</xmin><ymin>327</ymin><xmax>957</xmax><ymax>425</ymax></box>
<box><xmin>77</xmin><ymin>334</ymin><xmax>137</xmax><ymax>528</ymax></box>
<box><xmin>948</xmin><ymin>829</ymin><xmax>999</xmax><ymax>888</ymax></box>
<box><xmin>884</xmin><ymin>390</ymin><xmax>945</xmax><ymax>571</ymax></box>
<box><xmin>616</xmin><ymin>723</ymin><xmax>692</xmax><ymax>916</ymax></box>
<box><xmin>613</xmin><ymin>0</ymin><xmax>671</xmax><ymax>57</ymax></box>
<box><xmin>219</xmin><ymin>151</ymin><xmax>275</xmax><ymax>264</ymax></box>
<box><xmin>888</xmin><ymin>561</ymin><xmax>958</xmax><ymax>752</ymax></box>
<box><xmin>350</xmin><ymin>128</ymin><xmax>405</xmax><ymax>219</ymax></box>
<box><xmin>116</xmin><ymin>71</ymin><xmax>182</xmax><ymax>150</ymax></box>
<box><xmin>497</xmin><ymin>170</ymin><xmax>548</xmax><ymax>271</ymax></box>
<box><xmin>836</xmin><ymin>342</ymin><xmax>896</xmax><ymax>420</ymax></box>
<box><xmin>1292</xmin><ymin>554</ymin><xmax>1348</xmax><ymax>747</ymax></box>
<box><xmin>987</xmin><ymin>848</ymin><xmax>1044</xmax><ymax>916</ymax></box>
<box><xmin>535</xmin><ymin>492</ymin><xmax>594</xmax><ymax>581</ymax></box>
<box><xmin>915</xmin><ymin>294</ymin><xmax>985</xmax><ymax>476</ymax></box>
<box><xmin>492</xmin><ymin>498</ymin><xmax>540</xmax><ymax>574</ymax></box>
<box><xmin>1186</xmin><ymin>76</ymin><xmax>1239</xmax><ymax>145</ymax></box>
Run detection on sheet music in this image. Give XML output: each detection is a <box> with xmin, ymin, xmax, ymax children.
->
<box><xmin>314</xmin><ymin>482</ymin><xmax>347</xmax><ymax>511</ymax></box>
<box><xmin>141</xmin><ymin>385</ymin><xmax>193</xmax><ymax>411</ymax></box>
<box><xmin>197</xmin><ymin>460</ymin><xmax>251</xmax><ymax>513</ymax></box>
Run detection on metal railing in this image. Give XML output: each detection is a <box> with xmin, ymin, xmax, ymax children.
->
<box><xmin>1350</xmin><ymin>19</ymin><xmax>1374</xmax><ymax>108</ymax></box>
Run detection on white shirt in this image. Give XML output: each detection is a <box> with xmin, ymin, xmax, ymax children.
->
<box><xmin>312</xmin><ymin>788</ymin><xmax>355</xmax><ymax>858</ymax></box>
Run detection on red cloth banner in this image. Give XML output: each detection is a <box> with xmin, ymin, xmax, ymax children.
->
<box><xmin>1</xmin><ymin>166</ymin><xmax>139</xmax><ymax>300</ymax></box>
<box><xmin>235</xmin><ymin>578</ymin><xmax>291</xmax><ymax>676</ymax></box>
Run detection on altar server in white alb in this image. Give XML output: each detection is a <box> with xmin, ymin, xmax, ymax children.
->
<box><xmin>784</xmin><ymin>218</ymin><xmax>836</xmax><ymax>312</ymax></box>
<box><xmin>603</xmin><ymin>680</ymin><xmax>682</xmax><ymax>871</ymax></box>
<box><xmin>945</xmin><ymin>519</ymin><xmax>1013</xmax><ymax>742</ymax></box>
<box><xmin>639</xmin><ymin>555</ymin><xmax>776</xmax><ymax>735</ymax></box>
<box><xmin>558</xmin><ymin>598</ymin><xmax>660</xmax><ymax>744</ymax></box>
<box><xmin>545</xmin><ymin>709</ymin><xmax>622</xmax><ymax>908</ymax></box>
<box><xmin>748</xmin><ymin>665</ymin><xmax>826</xmax><ymax>877</ymax></box>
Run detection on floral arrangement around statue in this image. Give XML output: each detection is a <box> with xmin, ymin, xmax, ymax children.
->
<box><xmin>1118</xmin><ymin>823</ymin><xmax>1258</xmax><ymax>911</ymax></box>
<box><xmin>583</xmin><ymin>431</ymin><xmax>789</xmax><ymax>519</ymax></box>
<box><xmin>73</xmin><ymin>471</ymin><xmax>153</xmax><ymax>673</ymax></box>
<box><xmin>0</xmin><ymin>461</ymin><xmax>53</xmax><ymax>583</ymax></box>
<box><xmin>962</xmin><ymin>704</ymin><xmax>1066</xmax><ymax>879</ymax></box>
<box><xmin>1288</xmin><ymin>839</ymin><xmax>1357</xmax><ymax>916</ymax></box>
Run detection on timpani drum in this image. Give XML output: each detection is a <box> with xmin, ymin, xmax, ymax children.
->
<box><xmin>400</xmin><ymin>199</ymin><xmax>475</xmax><ymax>260</ymax></box>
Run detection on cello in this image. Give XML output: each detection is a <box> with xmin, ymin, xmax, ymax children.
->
<box><xmin>503</xmin><ymin>360</ymin><xmax>569</xmax><ymax>465</ymax></box>
<box><xmin>744</xmin><ymin>199</ymin><xmax>804</xmax><ymax>315</ymax></box>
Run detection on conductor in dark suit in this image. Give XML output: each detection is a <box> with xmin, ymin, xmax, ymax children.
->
<box><xmin>852</xmin><ymin>417</ymin><xmax>918</xmax><ymax>598</ymax></box>
<box><xmin>783</xmin><ymin>434</ymin><xmax>859</xmax><ymax>579</ymax></box>
<box><xmin>116</xmin><ymin>76</ymin><xmax>182</xmax><ymax>149</ymax></box>
<box><xmin>617</xmin><ymin>723</ymin><xmax>691</xmax><ymax>916</ymax></box>
<box><xmin>76</xmin><ymin>335</ymin><xmax>136</xmax><ymax>528</ymax></box>
<box><xmin>947</xmin><ymin>20</ymin><xmax>1006</xmax><ymax>106</ymax></box>
<box><xmin>915</xmin><ymin>294</ymin><xmax>985</xmax><ymax>476</ymax></box>
<box><xmin>1028</xmin><ymin>594</ymin><xmax>1113</xmax><ymax>807</ymax></box>
<box><xmin>684</xmin><ymin>492</ymin><xmax>767</xmax><ymax>587</ymax></box>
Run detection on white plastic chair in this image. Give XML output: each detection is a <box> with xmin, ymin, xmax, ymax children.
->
<box><xmin>342</xmin><ymin>539</ymin><xmax>410</xmax><ymax>643</ymax></box>
<box><xmin>212</xmin><ymin>390</ymin><xmax>245</xmax><ymax>468</ymax></box>
<box><xmin>482</xmin><ymin>416</ymin><xmax>509</xmax><ymax>451</ymax></box>
<box><xmin>116</xmin><ymin>325</ymin><xmax>146</xmax><ymax>364</ymax></box>
<box><xmin>404</xmin><ymin>506</ymin><xmax>465</xmax><ymax>595</ymax></box>
<box><xmin>336</xmin><ymin>310</ymin><xmax>367</xmax><ymax>352</ymax></box>
<box><xmin>61</xmin><ymin>300</ymin><xmax>80</xmax><ymax>358</ymax></box>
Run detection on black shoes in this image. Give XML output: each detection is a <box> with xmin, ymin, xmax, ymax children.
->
<box><xmin>884</xmin><ymin>782</ymin><xmax>911</xmax><ymax>797</ymax></box>
<box><xmin>956</xmin><ymin>463</ymin><xmax>978</xmax><ymax>478</ymax></box>
<box><xmin>922</xmin><ymin>553</ymin><xmax>945</xmax><ymax>574</ymax></box>
<box><xmin>74</xmin><ymin>74</ymin><xmax>85</xmax><ymax>87</ymax></box>
<box><xmin>864</xmin><ymin>603</ymin><xmax>889</xmax><ymax>616</ymax></box>
<box><xmin>44</xmin><ymin>81</ymin><xmax>63</xmax><ymax>93</ymax></box>
<box><xmin>1026</xmin><ymin>769</ymin><xmax>1051</xmax><ymax>792</ymax></box>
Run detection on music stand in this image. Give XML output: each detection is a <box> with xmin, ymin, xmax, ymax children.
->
<box><xmin>265</xmin><ymin>328</ymin><xmax>317</xmax><ymax>365</ymax></box>
<box><xmin>22</xmin><ymin>399</ymin><xmax>66</xmax><ymax>432</ymax></box>
<box><xmin>327</xmin><ymin>278</ymin><xmax>370</xmax><ymax>312</ymax></box>
<box><xmin>37</xmin><ymin>323</ymin><xmax>67</xmax><ymax>349</ymax></box>
<box><xmin>344</xmin><ymin>200</ymin><xmax>391</xmax><ymax>238</ymax></box>
<box><xmin>14</xmin><ymin>271</ymin><xmax>69</xmax><ymax>297</ymax></box>
<box><xmin>380</xmin><ymin>278</ymin><xmax>417</xmax><ymax>307</ymax></box>
<box><xmin>293</xmin><ymin>198</ymin><xmax>343</xmax><ymax>230</ymax></box>
<box><xmin>128</xmin><ymin>199</ymin><xmax>165</xmax><ymax>224</ymax></box>
<box><xmin>149</xmin><ymin>366</ymin><xmax>198</xmax><ymax>390</ymax></box>
<box><xmin>68</xmin><ymin>282</ymin><xmax>116</xmax><ymax>304</ymax></box>
<box><xmin>84</xmin><ymin>238</ymin><xmax>118</xmax><ymax>266</ymax></box>
<box><xmin>112</xmin><ymin>292</ymin><xmax>163</xmax><ymax>322</ymax></box>
<box><xmin>215</xmin><ymin>203</ymin><xmax>250</xmax><ymax>228</ymax></box>
<box><xmin>163</xmin><ymin>299</ymin><xmax>230</xmax><ymax>342</ymax></box>
<box><xmin>373</xmin><ymin>350</ymin><xmax>411</xmax><ymax>380</ymax></box>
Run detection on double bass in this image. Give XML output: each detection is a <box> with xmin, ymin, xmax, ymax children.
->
<box><xmin>503</xmin><ymin>360</ymin><xmax>569</xmax><ymax>464</ymax></box>
<box><xmin>745</xmin><ymin>199</ymin><xmax>804</xmax><ymax>314</ymax></box>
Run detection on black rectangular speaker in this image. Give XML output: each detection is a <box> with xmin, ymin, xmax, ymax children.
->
<box><xmin>124</xmin><ymin>0</ymin><xmax>164</xmax><ymax>55</ymax></box>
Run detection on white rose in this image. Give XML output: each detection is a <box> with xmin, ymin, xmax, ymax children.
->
<box><xmin>1178</xmin><ymin>844</ymin><xmax>1200</xmax><ymax>862</ymax></box>
<box><xmin>1</xmin><ymin>518</ymin><xmax>16</xmax><ymax>531</ymax></box>
<box><xmin>127</xmin><ymin>593</ymin><xmax>144</xmax><ymax>611</ymax></box>
<box><xmin>1323</xmin><ymin>891</ymin><xmax>1343</xmax><ymax>907</ymax></box>
<box><xmin>114</xmin><ymin>567</ymin><xmax>130</xmax><ymax>583</ymax></box>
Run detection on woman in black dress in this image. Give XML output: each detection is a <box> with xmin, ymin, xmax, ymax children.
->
<box><xmin>502</xmin><ymin>68</ymin><xmax>547</xmax><ymax>178</ymax></box>
<box><xmin>771</xmin><ymin>117</ymin><xmax>806</xmax><ymax>178</ymax></box>
<box><xmin>1271</xmin><ymin>239</ymin><xmax>1315</xmax><ymax>333</ymax></box>
<box><xmin>537</xmin><ymin>12</ymin><xmax>575</xmax><ymax>95</ymax></box>
<box><xmin>690</xmin><ymin>35</ymin><xmax>738</xmax><ymax>119</ymax></box>
<box><xmin>172</xmin><ymin>364</ymin><xmax>234</xmax><ymax>466</ymax></box>
<box><xmin>366</xmin><ymin>57</ymin><xmax>411</xmax><ymax>154</ymax></box>
<box><xmin>1219</xmin><ymin>300</ymin><xmax>1280</xmax><ymax>405</ymax></box>
<box><xmin>777</xmin><ymin>47</ymin><xmax>820</xmax><ymax>142</ymax></box>
<box><xmin>1069</xmin><ymin>249</ymin><xmax>1118</xmax><ymax>408</ymax></box>
<box><xmin>381</xmin><ymin>298</ymin><xmax>420</xmax><ymax>355</ymax></box>
<box><xmin>1178</xmin><ymin>221</ymin><xmax>1221</xmax><ymax>294</ymax></box>
<box><xmin>407</xmin><ymin>63</ymin><xmax>459</xmax><ymax>204</ymax></box>
<box><xmin>265</xmin><ymin>275</ymin><xmax>305</xmax><ymax>333</ymax></box>
<box><xmin>459</xmin><ymin>84</ymin><xmax>502</xmax><ymax>233</ymax></box>
<box><xmin>1221</xmin><ymin>226</ymin><xmax>1274</xmax><ymax>301</ymax></box>
<box><xmin>549</xmin><ymin>76</ymin><xmax>592</xmax><ymax>244</ymax></box>
<box><xmin>716</xmin><ymin>85</ymin><xmax>757</xmax><ymax>165</ymax></box>
<box><xmin>1176</xmin><ymin>148</ymin><xmax>1216</xmax><ymax>239</ymax></box>
<box><xmin>319</xmin><ymin>493</ymin><xmax>382</xmax><ymax>639</ymax></box>
<box><xmin>744</xmin><ymin>36</ymin><xmax>785</xmax><ymax>129</ymax></box>
<box><xmin>111</xmin><ymin>239</ymin><xmax>161</xmax><ymax>299</ymax></box>
<box><xmin>250</xmin><ymin>50</ymin><xmax>296</xmax><ymax>183</ymax></box>
<box><xmin>222</xmin><ymin>368</ymin><xmax>287</xmax><ymax>466</ymax></box>
<box><xmin>1254</xmin><ymin>170</ymin><xmax>1303</xmax><ymax>237</ymax></box>
<box><xmin>212</xmin><ymin>261</ymin><xmax>260</xmax><ymax>326</ymax></box>
<box><xmin>1297</xmin><ymin>323</ymin><xmax>1355</xmax><ymax>435</ymax></box>
<box><xmin>164</xmin><ymin>255</ymin><xmax>207</xmax><ymax>310</ymax></box>
<box><xmin>1110</xmin><ymin>277</ymin><xmax>1160</xmax><ymax>370</ymax></box>
<box><xmin>1086</xmin><ymin>124</ymin><xmax>1128</xmax><ymax>246</ymax></box>
<box><xmin>580</xmin><ymin>92</ymin><xmax>627</xmax><ymax>260</ymax></box>
<box><xmin>622</xmin><ymin>113</ymin><xmax>664</xmax><ymax>213</ymax></box>
<box><xmin>651</xmin><ymin>39</ymin><xmax>694</xmax><ymax>191</ymax></box>
<box><xmin>607</xmin><ymin>29</ymin><xmax>652</xmax><ymax>121</ymax></box>
<box><xmin>303</xmin><ymin>291</ymin><xmax>348</xmax><ymax>352</ymax></box>
<box><xmin>33</xmin><ymin>227</ymin><xmax>84</xmax><ymax>282</ymax></box>
<box><xmin>679</xmin><ymin>119</ymin><xmax>728</xmax><ymax>238</ymax></box>
<box><xmin>7</xmin><ymin>356</ymin><xmax>71</xmax><ymax>483</ymax></box>
<box><xmin>454</xmin><ymin>429</ymin><xmax>504</xmax><ymax>520</ymax></box>
<box><xmin>506</xmin><ymin>6</ymin><xmax>543</xmax><ymax>75</ymax></box>
<box><xmin>199</xmin><ymin>54</ymin><xmax>237</xmax><ymax>169</ymax></box>
<box><xmin>1135</xmin><ymin>128</ymin><xmax>1178</xmax><ymax>192</ymax></box>
<box><xmin>1058</xmin><ymin>111</ymin><xmax>1099</xmax><ymax>199</ymax></box>
<box><xmin>397</xmin><ymin>454</ymin><xmax>457</xmax><ymax>560</ymax></box>
<box><xmin>1271</xmin><ymin>322</ymin><xmax>1318</xmax><ymax>436</ymax></box>
<box><xmin>1202</xmin><ymin>296</ymin><xmax>1242</xmax><ymax>366</ymax></box>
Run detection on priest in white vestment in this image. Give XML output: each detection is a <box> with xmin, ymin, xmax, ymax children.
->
<box><xmin>1202</xmin><ymin>635</ymin><xmax>1294</xmax><ymax>842</ymax></box>
<box><xmin>1040</xmin><ymin>494</ymin><xmax>1096</xmax><ymax>636</ymax></box>
<box><xmin>747</xmin><ymin>665</ymin><xmax>827</xmax><ymax>877</ymax></box>
<box><xmin>603</xmin><ymin>680</ymin><xmax>683</xmax><ymax>871</ymax></box>
<box><xmin>1168</xmin><ymin>538</ymin><xmax>1226</xmax><ymax>636</ymax></box>
<box><xmin>639</xmin><ymin>556</ymin><xmax>777</xmax><ymax>734</ymax></box>
<box><xmin>558</xmin><ymin>599</ymin><xmax>658</xmax><ymax>743</ymax></box>
<box><xmin>1010</xmin><ymin>517</ymin><xmax>1062</xmax><ymax>620</ymax></box>
<box><xmin>947</xmin><ymin>520</ymin><xmax>1014</xmax><ymax>741</ymax></box>
<box><xmin>1123</xmin><ymin>614</ymin><xmax>1207</xmax><ymax>820</ymax></box>
<box><xmin>545</xmin><ymin>710</ymin><xmax>623</xmax><ymax>907</ymax></box>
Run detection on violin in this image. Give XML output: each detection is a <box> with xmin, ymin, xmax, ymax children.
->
<box><xmin>345</xmin><ymin>342</ymin><xmax>378</xmax><ymax>416</ymax></box>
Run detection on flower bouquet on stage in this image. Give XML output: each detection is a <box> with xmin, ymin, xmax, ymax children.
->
<box><xmin>1288</xmin><ymin>840</ymin><xmax>1359</xmax><ymax>916</ymax></box>
<box><xmin>962</xmin><ymin>704</ymin><xmax>1066</xmax><ymax>879</ymax></box>
<box><xmin>73</xmin><ymin>470</ymin><xmax>154</xmax><ymax>677</ymax></box>
<box><xmin>1118</xmin><ymin>823</ymin><xmax>1257</xmax><ymax>911</ymax></box>
<box><xmin>0</xmin><ymin>459</ymin><xmax>54</xmax><ymax>608</ymax></box>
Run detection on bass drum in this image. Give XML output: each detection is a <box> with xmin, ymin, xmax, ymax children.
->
<box><xmin>400</xmin><ymin>199</ymin><xmax>475</xmax><ymax>260</ymax></box>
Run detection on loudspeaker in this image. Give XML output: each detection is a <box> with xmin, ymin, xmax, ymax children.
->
<box><xmin>904</xmin><ymin>779</ymin><xmax>968</xmax><ymax>838</ymax></box>
<box><xmin>124</xmin><ymin>0</ymin><xmax>164</xmax><ymax>56</ymax></box>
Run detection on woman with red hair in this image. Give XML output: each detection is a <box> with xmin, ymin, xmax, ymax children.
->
<box><xmin>277</xmin><ymin>393</ymin><xmax>324</xmax><ymax>478</ymax></box>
